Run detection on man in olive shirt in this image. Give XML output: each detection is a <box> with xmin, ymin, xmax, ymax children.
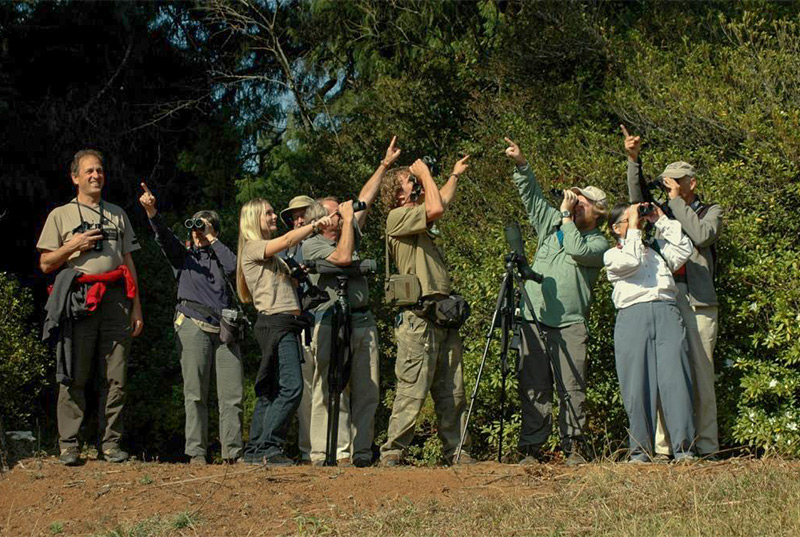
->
<box><xmin>379</xmin><ymin>155</ymin><xmax>471</xmax><ymax>466</ymax></box>
<box><xmin>504</xmin><ymin>138</ymin><xmax>609</xmax><ymax>466</ymax></box>
<box><xmin>623</xmin><ymin>126</ymin><xmax>722</xmax><ymax>459</ymax></box>
<box><xmin>37</xmin><ymin>149</ymin><xmax>143</xmax><ymax>465</ymax></box>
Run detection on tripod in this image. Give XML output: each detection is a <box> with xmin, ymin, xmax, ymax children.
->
<box><xmin>325</xmin><ymin>276</ymin><xmax>353</xmax><ymax>466</ymax></box>
<box><xmin>455</xmin><ymin>252</ymin><xmax>584</xmax><ymax>463</ymax></box>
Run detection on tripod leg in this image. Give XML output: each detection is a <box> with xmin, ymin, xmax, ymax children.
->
<box><xmin>455</xmin><ymin>272</ymin><xmax>510</xmax><ymax>463</ymax></box>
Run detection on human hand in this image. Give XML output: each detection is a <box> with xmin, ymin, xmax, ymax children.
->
<box><xmin>313</xmin><ymin>215</ymin><xmax>333</xmax><ymax>232</ymax></box>
<box><xmin>451</xmin><ymin>155</ymin><xmax>470</xmax><ymax>177</ymax></box>
<box><xmin>139</xmin><ymin>183</ymin><xmax>157</xmax><ymax>218</ymax></box>
<box><xmin>131</xmin><ymin>304</ymin><xmax>143</xmax><ymax>337</ymax></box>
<box><xmin>661</xmin><ymin>176</ymin><xmax>681</xmax><ymax>199</ymax></box>
<box><xmin>643</xmin><ymin>203</ymin><xmax>664</xmax><ymax>223</ymax></box>
<box><xmin>409</xmin><ymin>159</ymin><xmax>432</xmax><ymax>181</ymax></box>
<box><xmin>620</xmin><ymin>124</ymin><xmax>641</xmax><ymax>162</ymax></box>
<box><xmin>68</xmin><ymin>228</ymin><xmax>103</xmax><ymax>253</ymax></box>
<box><xmin>503</xmin><ymin>137</ymin><xmax>527</xmax><ymax>166</ymax></box>
<box><xmin>628</xmin><ymin>203</ymin><xmax>641</xmax><ymax>229</ymax></box>
<box><xmin>382</xmin><ymin>136</ymin><xmax>401</xmax><ymax>167</ymax></box>
<box><xmin>560</xmin><ymin>190</ymin><xmax>578</xmax><ymax>213</ymax></box>
<box><xmin>338</xmin><ymin>200</ymin><xmax>354</xmax><ymax>221</ymax></box>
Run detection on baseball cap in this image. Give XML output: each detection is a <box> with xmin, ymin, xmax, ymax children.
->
<box><xmin>658</xmin><ymin>161</ymin><xmax>696</xmax><ymax>180</ymax></box>
<box><xmin>570</xmin><ymin>186</ymin><xmax>607</xmax><ymax>205</ymax></box>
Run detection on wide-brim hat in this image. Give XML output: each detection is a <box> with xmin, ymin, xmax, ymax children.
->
<box><xmin>658</xmin><ymin>161</ymin><xmax>696</xmax><ymax>180</ymax></box>
<box><xmin>280</xmin><ymin>195</ymin><xmax>315</xmax><ymax>227</ymax></box>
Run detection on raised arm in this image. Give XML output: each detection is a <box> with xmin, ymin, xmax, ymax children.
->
<box><xmin>139</xmin><ymin>183</ymin><xmax>187</xmax><ymax>270</ymax></box>
<box><xmin>621</xmin><ymin>125</ymin><xmax>646</xmax><ymax>203</ymax></box>
<box><xmin>411</xmin><ymin>159</ymin><xmax>444</xmax><ymax>223</ymax></box>
<box><xmin>263</xmin><ymin>216</ymin><xmax>333</xmax><ymax>258</ymax></box>
<box><xmin>650</xmin><ymin>209</ymin><xmax>694</xmax><ymax>272</ymax></box>
<box><xmin>440</xmin><ymin>155</ymin><xmax>469</xmax><ymax>209</ymax></box>
<box><xmin>504</xmin><ymin>137</ymin><xmax>559</xmax><ymax>236</ymax></box>
<box><xmin>665</xmin><ymin>185</ymin><xmax>723</xmax><ymax>248</ymax></box>
<box><xmin>605</xmin><ymin>205</ymin><xmax>645</xmax><ymax>281</ymax></box>
<box><xmin>355</xmin><ymin>136</ymin><xmax>402</xmax><ymax>228</ymax></box>
<box><xmin>325</xmin><ymin>201</ymin><xmax>355</xmax><ymax>266</ymax></box>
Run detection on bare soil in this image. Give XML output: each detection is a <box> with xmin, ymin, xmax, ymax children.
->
<box><xmin>1</xmin><ymin>456</ymin><xmax>796</xmax><ymax>536</ymax></box>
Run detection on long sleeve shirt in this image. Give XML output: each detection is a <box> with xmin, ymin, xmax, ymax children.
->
<box><xmin>148</xmin><ymin>214</ymin><xmax>237</xmax><ymax>325</ymax></box>
<box><xmin>513</xmin><ymin>164</ymin><xmax>610</xmax><ymax>327</ymax></box>
<box><xmin>627</xmin><ymin>159</ymin><xmax>722</xmax><ymax>306</ymax></box>
<box><xmin>603</xmin><ymin>216</ymin><xmax>693</xmax><ymax>310</ymax></box>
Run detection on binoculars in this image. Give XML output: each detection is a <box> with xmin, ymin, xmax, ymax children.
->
<box><xmin>184</xmin><ymin>218</ymin><xmax>206</xmax><ymax>231</ymax></box>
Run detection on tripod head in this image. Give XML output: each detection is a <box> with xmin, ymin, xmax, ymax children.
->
<box><xmin>503</xmin><ymin>223</ymin><xmax>543</xmax><ymax>283</ymax></box>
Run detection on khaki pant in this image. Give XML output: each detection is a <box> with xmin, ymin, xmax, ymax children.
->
<box><xmin>656</xmin><ymin>284</ymin><xmax>719</xmax><ymax>456</ymax></box>
<box><xmin>308</xmin><ymin>319</ymin><xmax>380</xmax><ymax>462</ymax></box>
<box><xmin>175</xmin><ymin>316</ymin><xmax>244</xmax><ymax>460</ymax></box>
<box><xmin>58</xmin><ymin>285</ymin><xmax>130</xmax><ymax>452</ymax></box>
<box><xmin>381</xmin><ymin>311</ymin><xmax>469</xmax><ymax>461</ymax></box>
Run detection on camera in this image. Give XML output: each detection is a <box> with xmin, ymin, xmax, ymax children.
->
<box><xmin>283</xmin><ymin>256</ymin><xmax>330</xmax><ymax>311</ymax></box>
<box><xmin>503</xmin><ymin>223</ymin><xmax>543</xmax><ymax>283</ymax></box>
<box><xmin>184</xmin><ymin>218</ymin><xmax>206</xmax><ymax>231</ymax></box>
<box><xmin>72</xmin><ymin>222</ymin><xmax>106</xmax><ymax>251</ymax></box>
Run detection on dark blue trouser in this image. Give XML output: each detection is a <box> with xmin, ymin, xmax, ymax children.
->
<box><xmin>244</xmin><ymin>332</ymin><xmax>303</xmax><ymax>461</ymax></box>
<box><xmin>614</xmin><ymin>301</ymin><xmax>695</xmax><ymax>461</ymax></box>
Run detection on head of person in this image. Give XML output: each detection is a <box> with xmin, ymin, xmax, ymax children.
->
<box><xmin>318</xmin><ymin>196</ymin><xmax>343</xmax><ymax>239</ymax></box>
<box><xmin>189</xmin><ymin>209</ymin><xmax>220</xmax><ymax>247</ymax></box>
<box><xmin>569</xmin><ymin>185</ymin><xmax>608</xmax><ymax>231</ymax></box>
<box><xmin>280</xmin><ymin>195</ymin><xmax>315</xmax><ymax>229</ymax></box>
<box><xmin>70</xmin><ymin>149</ymin><xmax>105</xmax><ymax>200</ymax></box>
<box><xmin>236</xmin><ymin>198</ymin><xmax>276</xmax><ymax>303</ymax></box>
<box><xmin>381</xmin><ymin>167</ymin><xmax>422</xmax><ymax>210</ymax></box>
<box><xmin>609</xmin><ymin>201</ymin><xmax>646</xmax><ymax>242</ymax></box>
<box><xmin>658</xmin><ymin>161</ymin><xmax>697</xmax><ymax>204</ymax></box>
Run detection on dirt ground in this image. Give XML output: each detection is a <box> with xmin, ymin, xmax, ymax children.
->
<box><xmin>0</xmin><ymin>456</ymin><xmax>568</xmax><ymax>536</ymax></box>
<box><xmin>1</xmin><ymin>456</ymin><xmax>793</xmax><ymax>536</ymax></box>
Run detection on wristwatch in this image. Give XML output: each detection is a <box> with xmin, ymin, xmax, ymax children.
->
<box><xmin>560</xmin><ymin>210</ymin><xmax>572</xmax><ymax>219</ymax></box>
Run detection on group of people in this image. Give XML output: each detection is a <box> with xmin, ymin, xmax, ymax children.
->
<box><xmin>37</xmin><ymin>127</ymin><xmax>721</xmax><ymax>468</ymax></box>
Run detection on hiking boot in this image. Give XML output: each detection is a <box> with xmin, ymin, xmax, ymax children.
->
<box><xmin>353</xmin><ymin>457</ymin><xmax>372</xmax><ymax>468</ymax></box>
<box><xmin>380</xmin><ymin>454</ymin><xmax>402</xmax><ymax>467</ymax></box>
<box><xmin>337</xmin><ymin>458</ymin><xmax>353</xmax><ymax>468</ymax></box>
<box><xmin>59</xmin><ymin>447</ymin><xmax>80</xmax><ymax>466</ymax></box>
<box><xmin>519</xmin><ymin>446</ymin><xmax>542</xmax><ymax>466</ymax></box>
<box><xmin>653</xmin><ymin>453</ymin><xmax>672</xmax><ymax>464</ymax></box>
<box><xmin>189</xmin><ymin>455</ymin><xmax>208</xmax><ymax>465</ymax></box>
<box><xmin>102</xmin><ymin>447</ymin><xmax>129</xmax><ymax>463</ymax></box>
<box><xmin>264</xmin><ymin>452</ymin><xmax>294</xmax><ymax>467</ymax></box>
<box><xmin>450</xmin><ymin>452</ymin><xmax>477</xmax><ymax>465</ymax></box>
<box><xmin>565</xmin><ymin>450</ymin><xmax>587</xmax><ymax>467</ymax></box>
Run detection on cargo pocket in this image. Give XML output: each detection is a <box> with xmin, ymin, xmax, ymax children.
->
<box><xmin>395</xmin><ymin>313</ymin><xmax>430</xmax><ymax>389</ymax></box>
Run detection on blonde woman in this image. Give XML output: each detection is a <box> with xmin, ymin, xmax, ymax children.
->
<box><xmin>237</xmin><ymin>198</ymin><xmax>331</xmax><ymax>466</ymax></box>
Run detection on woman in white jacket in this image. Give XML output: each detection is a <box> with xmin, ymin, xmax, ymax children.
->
<box><xmin>604</xmin><ymin>202</ymin><xmax>696</xmax><ymax>463</ymax></box>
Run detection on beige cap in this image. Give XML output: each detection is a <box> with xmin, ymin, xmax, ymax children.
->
<box><xmin>280</xmin><ymin>195</ymin><xmax>315</xmax><ymax>227</ymax></box>
<box><xmin>658</xmin><ymin>161</ymin><xmax>696</xmax><ymax>180</ymax></box>
<box><xmin>570</xmin><ymin>185</ymin><xmax>607</xmax><ymax>205</ymax></box>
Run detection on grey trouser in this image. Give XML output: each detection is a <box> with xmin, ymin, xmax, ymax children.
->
<box><xmin>655</xmin><ymin>282</ymin><xmax>719</xmax><ymax>456</ymax></box>
<box><xmin>615</xmin><ymin>301</ymin><xmax>695</xmax><ymax>461</ymax></box>
<box><xmin>309</xmin><ymin>319</ymin><xmax>380</xmax><ymax>462</ymax></box>
<box><xmin>517</xmin><ymin>321</ymin><xmax>588</xmax><ymax>452</ymax></box>
<box><xmin>381</xmin><ymin>310</ymin><xmax>469</xmax><ymax>461</ymax></box>
<box><xmin>58</xmin><ymin>285</ymin><xmax>130</xmax><ymax>452</ymax></box>
<box><xmin>175</xmin><ymin>316</ymin><xmax>244</xmax><ymax>459</ymax></box>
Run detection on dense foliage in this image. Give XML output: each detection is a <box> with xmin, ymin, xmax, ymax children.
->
<box><xmin>1</xmin><ymin>0</ymin><xmax>798</xmax><ymax>460</ymax></box>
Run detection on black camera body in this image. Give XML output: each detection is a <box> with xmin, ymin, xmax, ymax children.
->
<box><xmin>72</xmin><ymin>222</ymin><xmax>106</xmax><ymax>251</ymax></box>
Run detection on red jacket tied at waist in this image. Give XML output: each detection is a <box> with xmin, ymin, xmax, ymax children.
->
<box><xmin>46</xmin><ymin>265</ymin><xmax>137</xmax><ymax>311</ymax></box>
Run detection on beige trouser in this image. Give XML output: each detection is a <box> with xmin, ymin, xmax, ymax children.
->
<box><xmin>381</xmin><ymin>310</ymin><xmax>469</xmax><ymax>461</ymax></box>
<box><xmin>309</xmin><ymin>319</ymin><xmax>380</xmax><ymax>462</ymax></box>
<box><xmin>656</xmin><ymin>283</ymin><xmax>719</xmax><ymax>456</ymax></box>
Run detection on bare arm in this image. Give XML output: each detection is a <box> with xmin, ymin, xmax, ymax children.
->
<box><xmin>326</xmin><ymin>203</ymin><xmax>355</xmax><ymax>266</ymax></box>
<box><xmin>410</xmin><ymin>159</ymin><xmax>443</xmax><ymax>222</ymax></box>
<box><xmin>440</xmin><ymin>155</ymin><xmax>469</xmax><ymax>209</ymax></box>
<box><xmin>123</xmin><ymin>253</ymin><xmax>144</xmax><ymax>337</ymax></box>
<box><xmin>263</xmin><ymin>217</ymin><xmax>332</xmax><ymax>258</ymax></box>
<box><xmin>355</xmin><ymin>136</ymin><xmax>402</xmax><ymax>228</ymax></box>
<box><xmin>39</xmin><ymin>229</ymin><xmax>103</xmax><ymax>274</ymax></box>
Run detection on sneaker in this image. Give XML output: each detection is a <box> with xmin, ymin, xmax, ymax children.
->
<box><xmin>223</xmin><ymin>457</ymin><xmax>241</xmax><ymax>465</ymax></box>
<box><xmin>565</xmin><ymin>451</ymin><xmax>587</xmax><ymax>467</ymax></box>
<box><xmin>59</xmin><ymin>447</ymin><xmax>80</xmax><ymax>466</ymax></box>
<box><xmin>353</xmin><ymin>457</ymin><xmax>372</xmax><ymax>468</ymax></box>
<box><xmin>380</xmin><ymin>454</ymin><xmax>402</xmax><ymax>467</ymax></box>
<box><xmin>653</xmin><ymin>453</ymin><xmax>672</xmax><ymax>464</ymax></box>
<box><xmin>673</xmin><ymin>453</ymin><xmax>698</xmax><ymax>465</ymax></box>
<box><xmin>450</xmin><ymin>452</ymin><xmax>477</xmax><ymax>465</ymax></box>
<box><xmin>189</xmin><ymin>455</ymin><xmax>208</xmax><ymax>465</ymax></box>
<box><xmin>626</xmin><ymin>457</ymin><xmax>648</xmax><ymax>465</ymax></box>
<box><xmin>264</xmin><ymin>452</ymin><xmax>295</xmax><ymax>467</ymax></box>
<box><xmin>102</xmin><ymin>447</ymin><xmax>129</xmax><ymax>463</ymax></box>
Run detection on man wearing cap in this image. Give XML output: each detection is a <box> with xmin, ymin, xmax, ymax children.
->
<box><xmin>277</xmin><ymin>194</ymin><xmax>316</xmax><ymax>464</ymax></box>
<box><xmin>504</xmin><ymin>138</ymin><xmax>610</xmax><ymax>466</ymax></box>
<box><xmin>623</xmin><ymin>127</ymin><xmax>722</xmax><ymax>459</ymax></box>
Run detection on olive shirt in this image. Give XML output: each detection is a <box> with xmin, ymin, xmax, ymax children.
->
<box><xmin>513</xmin><ymin>165</ymin><xmax>609</xmax><ymax>328</ymax></box>
<box><xmin>241</xmin><ymin>239</ymin><xmax>300</xmax><ymax>314</ymax></box>
<box><xmin>386</xmin><ymin>203</ymin><xmax>451</xmax><ymax>297</ymax></box>
<box><xmin>301</xmin><ymin>220</ymin><xmax>373</xmax><ymax>328</ymax></box>
<box><xmin>37</xmin><ymin>198</ymin><xmax>140</xmax><ymax>274</ymax></box>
